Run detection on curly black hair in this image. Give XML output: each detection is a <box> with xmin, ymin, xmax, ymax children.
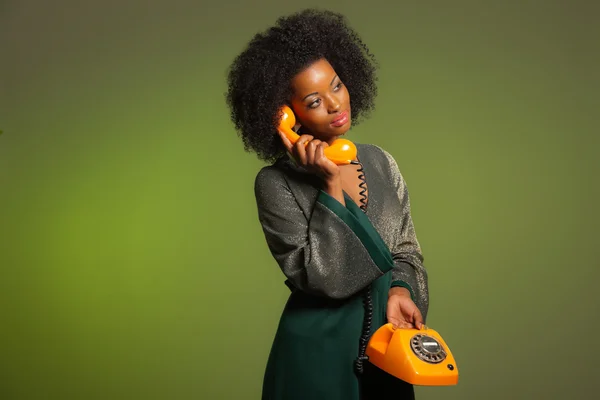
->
<box><xmin>225</xmin><ymin>9</ymin><xmax>379</xmax><ymax>164</ymax></box>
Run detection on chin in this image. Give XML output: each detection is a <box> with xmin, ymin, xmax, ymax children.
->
<box><xmin>335</xmin><ymin>125</ymin><xmax>352</xmax><ymax>136</ymax></box>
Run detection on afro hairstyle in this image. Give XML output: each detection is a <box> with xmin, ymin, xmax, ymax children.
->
<box><xmin>225</xmin><ymin>8</ymin><xmax>379</xmax><ymax>163</ymax></box>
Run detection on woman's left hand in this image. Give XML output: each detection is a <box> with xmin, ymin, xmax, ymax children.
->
<box><xmin>386</xmin><ymin>287</ymin><xmax>424</xmax><ymax>329</ymax></box>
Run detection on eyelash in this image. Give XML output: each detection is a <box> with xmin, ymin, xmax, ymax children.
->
<box><xmin>308</xmin><ymin>82</ymin><xmax>344</xmax><ymax>109</ymax></box>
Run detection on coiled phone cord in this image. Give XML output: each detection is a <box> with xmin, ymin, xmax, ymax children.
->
<box><xmin>351</xmin><ymin>158</ymin><xmax>373</xmax><ymax>376</ymax></box>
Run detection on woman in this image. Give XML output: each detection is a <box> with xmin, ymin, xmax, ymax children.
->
<box><xmin>225</xmin><ymin>9</ymin><xmax>429</xmax><ymax>400</ymax></box>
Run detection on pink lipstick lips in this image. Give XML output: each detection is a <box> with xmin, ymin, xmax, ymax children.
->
<box><xmin>331</xmin><ymin>111</ymin><xmax>349</xmax><ymax>127</ymax></box>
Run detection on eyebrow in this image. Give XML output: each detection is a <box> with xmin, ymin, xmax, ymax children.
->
<box><xmin>301</xmin><ymin>75</ymin><xmax>339</xmax><ymax>101</ymax></box>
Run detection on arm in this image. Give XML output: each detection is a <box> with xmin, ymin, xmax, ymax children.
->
<box><xmin>254</xmin><ymin>167</ymin><xmax>394</xmax><ymax>300</ymax></box>
<box><xmin>382</xmin><ymin>149</ymin><xmax>430</xmax><ymax>321</ymax></box>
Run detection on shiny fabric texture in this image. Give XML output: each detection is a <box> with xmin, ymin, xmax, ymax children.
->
<box><xmin>254</xmin><ymin>142</ymin><xmax>430</xmax><ymax>400</ymax></box>
<box><xmin>255</xmin><ymin>143</ymin><xmax>429</xmax><ymax>318</ymax></box>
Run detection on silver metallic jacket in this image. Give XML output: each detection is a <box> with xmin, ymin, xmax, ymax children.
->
<box><xmin>254</xmin><ymin>143</ymin><xmax>429</xmax><ymax>320</ymax></box>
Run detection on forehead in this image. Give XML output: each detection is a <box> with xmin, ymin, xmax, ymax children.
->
<box><xmin>291</xmin><ymin>59</ymin><xmax>337</xmax><ymax>93</ymax></box>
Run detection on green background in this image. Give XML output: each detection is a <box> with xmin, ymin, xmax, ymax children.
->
<box><xmin>1</xmin><ymin>0</ymin><xmax>598</xmax><ymax>399</ymax></box>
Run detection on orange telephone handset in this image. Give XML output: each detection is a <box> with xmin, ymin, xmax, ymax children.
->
<box><xmin>277</xmin><ymin>105</ymin><xmax>357</xmax><ymax>165</ymax></box>
<box><xmin>278</xmin><ymin>107</ymin><xmax>457</xmax><ymax>387</ymax></box>
<box><xmin>366</xmin><ymin>323</ymin><xmax>459</xmax><ymax>386</ymax></box>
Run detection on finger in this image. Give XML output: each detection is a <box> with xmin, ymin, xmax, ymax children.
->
<box><xmin>388</xmin><ymin>317</ymin><xmax>414</xmax><ymax>330</ymax></box>
<box><xmin>412</xmin><ymin>308</ymin><xmax>424</xmax><ymax>330</ymax></box>
<box><xmin>387</xmin><ymin>305</ymin><xmax>413</xmax><ymax>330</ymax></box>
<box><xmin>306</xmin><ymin>139</ymin><xmax>321</xmax><ymax>165</ymax></box>
<box><xmin>315</xmin><ymin>142</ymin><xmax>325</xmax><ymax>164</ymax></box>
<box><xmin>316</xmin><ymin>141</ymin><xmax>332</xmax><ymax>157</ymax></box>
<box><xmin>299</xmin><ymin>134</ymin><xmax>314</xmax><ymax>144</ymax></box>
<box><xmin>316</xmin><ymin>143</ymin><xmax>338</xmax><ymax>174</ymax></box>
<box><xmin>294</xmin><ymin>135</ymin><xmax>313</xmax><ymax>165</ymax></box>
<box><xmin>276</xmin><ymin>130</ymin><xmax>293</xmax><ymax>153</ymax></box>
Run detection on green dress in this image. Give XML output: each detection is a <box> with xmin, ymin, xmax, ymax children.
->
<box><xmin>254</xmin><ymin>143</ymin><xmax>429</xmax><ymax>400</ymax></box>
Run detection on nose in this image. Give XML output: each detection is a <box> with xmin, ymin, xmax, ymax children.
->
<box><xmin>327</xmin><ymin>97</ymin><xmax>341</xmax><ymax>113</ymax></box>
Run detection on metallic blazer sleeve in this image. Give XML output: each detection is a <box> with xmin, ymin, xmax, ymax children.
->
<box><xmin>382</xmin><ymin>149</ymin><xmax>430</xmax><ymax>321</ymax></box>
<box><xmin>254</xmin><ymin>167</ymin><xmax>394</xmax><ymax>300</ymax></box>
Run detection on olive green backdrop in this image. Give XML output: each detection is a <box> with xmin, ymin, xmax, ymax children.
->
<box><xmin>1</xmin><ymin>0</ymin><xmax>598</xmax><ymax>399</ymax></box>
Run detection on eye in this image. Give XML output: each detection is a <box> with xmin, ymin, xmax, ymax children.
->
<box><xmin>308</xmin><ymin>98</ymin><xmax>321</xmax><ymax>109</ymax></box>
<box><xmin>334</xmin><ymin>81</ymin><xmax>344</xmax><ymax>91</ymax></box>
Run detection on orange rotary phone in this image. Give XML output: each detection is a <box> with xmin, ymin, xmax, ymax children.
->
<box><xmin>366</xmin><ymin>323</ymin><xmax>459</xmax><ymax>386</ymax></box>
<box><xmin>277</xmin><ymin>105</ymin><xmax>357</xmax><ymax>165</ymax></box>
<box><xmin>276</xmin><ymin>106</ymin><xmax>459</xmax><ymax>386</ymax></box>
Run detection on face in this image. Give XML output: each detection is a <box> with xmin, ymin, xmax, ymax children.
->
<box><xmin>289</xmin><ymin>58</ymin><xmax>351</xmax><ymax>144</ymax></box>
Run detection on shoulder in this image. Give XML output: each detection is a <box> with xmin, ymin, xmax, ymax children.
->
<box><xmin>254</xmin><ymin>157</ymin><xmax>302</xmax><ymax>201</ymax></box>
<box><xmin>255</xmin><ymin>163</ymin><xmax>287</xmax><ymax>194</ymax></box>
<box><xmin>357</xmin><ymin>143</ymin><xmax>408</xmax><ymax>191</ymax></box>
<box><xmin>357</xmin><ymin>143</ymin><xmax>401</xmax><ymax>173</ymax></box>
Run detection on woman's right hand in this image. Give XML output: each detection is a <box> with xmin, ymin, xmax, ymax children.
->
<box><xmin>277</xmin><ymin>131</ymin><xmax>345</xmax><ymax>205</ymax></box>
<box><xmin>277</xmin><ymin>131</ymin><xmax>340</xmax><ymax>182</ymax></box>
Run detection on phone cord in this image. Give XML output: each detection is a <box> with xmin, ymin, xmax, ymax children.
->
<box><xmin>351</xmin><ymin>158</ymin><xmax>373</xmax><ymax>376</ymax></box>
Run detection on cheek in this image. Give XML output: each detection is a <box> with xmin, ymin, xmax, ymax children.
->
<box><xmin>290</xmin><ymin>105</ymin><xmax>309</xmax><ymax>126</ymax></box>
<box><xmin>313</xmin><ymin>110</ymin><xmax>333</xmax><ymax>128</ymax></box>
<box><xmin>293</xmin><ymin>107</ymin><xmax>326</xmax><ymax>128</ymax></box>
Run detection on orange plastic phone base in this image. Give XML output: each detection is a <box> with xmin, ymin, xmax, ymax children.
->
<box><xmin>366</xmin><ymin>323</ymin><xmax>459</xmax><ymax>386</ymax></box>
<box><xmin>277</xmin><ymin>105</ymin><xmax>357</xmax><ymax>165</ymax></box>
